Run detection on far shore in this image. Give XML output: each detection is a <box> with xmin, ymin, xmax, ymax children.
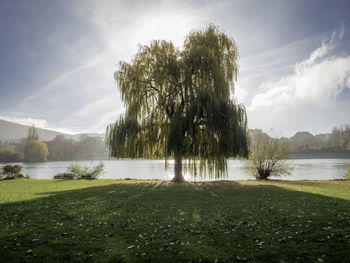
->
<box><xmin>2</xmin><ymin>151</ymin><xmax>350</xmax><ymax>165</ymax></box>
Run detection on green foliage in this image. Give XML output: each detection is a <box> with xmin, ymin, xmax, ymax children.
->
<box><xmin>67</xmin><ymin>162</ymin><xmax>104</xmax><ymax>179</ymax></box>
<box><xmin>0</xmin><ymin>140</ymin><xmax>14</xmax><ymax>154</ymax></box>
<box><xmin>0</xmin><ymin>151</ymin><xmax>21</xmax><ymax>162</ymax></box>
<box><xmin>23</xmin><ymin>140</ymin><xmax>48</xmax><ymax>162</ymax></box>
<box><xmin>1</xmin><ymin>135</ymin><xmax>108</xmax><ymax>163</ymax></box>
<box><xmin>74</xmin><ymin>136</ymin><xmax>108</xmax><ymax>160</ymax></box>
<box><xmin>329</xmin><ymin>125</ymin><xmax>350</xmax><ymax>150</ymax></box>
<box><xmin>245</xmin><ymin>131</ymin><xmax>292</xmax><ymax>179</ymax></box>
<box><xmin>107</xmin><ymin>24</ymin><xmax>249</xmax><ymax>180</ymax></box>
<box><xmin>47</xmin><ymin>135</ymin><xmax>108</xmax><ymax>161</ymax></box>
<box><xmin>0</xmin><ymin>140</ymin><xmax>21</xmax><ymax>162</ymax></box>
<box><xmin>47</xmin><ymin>135</ymin><xmax>76</xmax><ymax>160</ymax></box>
<box><xmin>285</xmin><ymin>124</ymin><xmax>350</xmax><ymax>153</ymax></box>
<box><xmin>0</xmin><ymin>164</ymin><xmax>24</xmax><ymax>179</ymax></box>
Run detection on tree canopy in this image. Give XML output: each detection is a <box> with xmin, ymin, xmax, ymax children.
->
<box><xmin>107</xmin><ymin>24</ymin><xmax>249</xmax><ymax>181</ymax></box>
<box><xmin>24</xmin><ymin>140</ymin><xmax>48</xmax><ymax>162</ymax></box>
<box><xmin>0</xmin><ymin>140</ymin><xmax>21</xmax><ymax>162</ymax></box>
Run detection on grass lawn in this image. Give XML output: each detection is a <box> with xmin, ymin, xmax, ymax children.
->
<box><xmin>1</xmin><ymin>179</ymin><xmax>350</xmax><ymax>262</ymax></box>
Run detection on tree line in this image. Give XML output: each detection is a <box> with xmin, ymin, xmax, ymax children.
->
<box><xmin>1</xmin><ymin>124</ymin><xmax>348</xmax><ymax>163</ymax></box>
<box><xmin>327</xmin><ymin>125</ymin><xmax>350</xmax><ymax>150</ymax></box>
<box><xmin>250</xmin><ymin>125</ymin><xmax>350</xmax><ymax>153</ymax></box>
<box><xmin>0</xmin><ymin>126</ymin><xmax>108</xmax><ymax>162</ymax></box>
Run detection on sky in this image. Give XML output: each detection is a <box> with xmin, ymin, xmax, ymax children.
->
<box><xmin>0</xmin><ymin>0</ymin><xmax>350</xmax><ymax>137</ymax></box>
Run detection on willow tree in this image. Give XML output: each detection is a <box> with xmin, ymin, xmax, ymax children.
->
<box><xmin>106</xmin><ymin>24</ymin><xmax>249</xmax><ymax>182</ymax></box>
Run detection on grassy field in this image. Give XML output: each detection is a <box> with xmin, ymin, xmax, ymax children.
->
<box><xmin>0</xmin><ymin>179</ymin><xmax>350</xmax><ymax>262</ymax></box>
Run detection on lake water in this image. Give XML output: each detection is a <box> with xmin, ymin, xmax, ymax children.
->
<box><xmin>3</xmin><ymin>159</ymin><xmax>350</xmax><ymax>181</ymax></box>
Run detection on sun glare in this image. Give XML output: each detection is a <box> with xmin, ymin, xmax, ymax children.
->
<box><xmin>135</xmin><ymin>13</ymin><xmax>199</xmax><ymax>47</ymax></box>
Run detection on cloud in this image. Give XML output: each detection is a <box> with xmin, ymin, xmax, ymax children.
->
<box><xmin>247</xmin><ymin>28</ymin><xmax>350</xmax><ymax>136</ymax></box>
<box><xmin>0</xmin><ymin>114</ymin><xmax>48</xmax><ymax>128</ymax></box>
<box><xmin>235</xmin><ymin>31</ymin><xmax>330</xmax><ymax>106</ymax></box>
<box><xmin>4</xmin><ymin>1</ymin><xmax>349</xmax><ymax>136</ymax></box>
<box><xmin>58</xmin><ymin>93</ymin><xmax>123</xmax><ymax>133</ymax></box>
<box><xmin>9</xmin><ymin>0</ymin><xmax>207</xmax><ymax>134</ymax></box>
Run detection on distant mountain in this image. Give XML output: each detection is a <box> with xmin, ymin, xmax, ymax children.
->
<box><xmin>0</xmin><ymin>119</ymin><xmax>103</xmax><ymax>142</ymax></box>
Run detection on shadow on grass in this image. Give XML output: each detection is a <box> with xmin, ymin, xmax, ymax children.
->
<box><xmin>0</xmin><ymin>181</ymin><xmax>350</xmax><ymax>262</ymax></box>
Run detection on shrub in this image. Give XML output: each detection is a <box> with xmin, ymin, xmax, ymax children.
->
<box><xmin>244</xmin><ymin>133</ymin><xmax>292</xmax><ymax>180</ymax></box>
<box><xmin>53</xmin><ymin>172</ymin><xmax>77</xmax><ymax>180</ymax></box>
<box><xmin>67</xmin><ymin>162</ymin><xmax>105</xmax><ymax>179</ymax></box>
<box><xmin>0</xmin><ymin>164</ymin><xmax>24</xmax><ymax>179</ymax></box>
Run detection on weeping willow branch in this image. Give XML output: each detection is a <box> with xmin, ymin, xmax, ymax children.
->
<box><xmin>106</xmin><ymin>24</ymin><xmax>249</xmax><ymax>181</ymax></box>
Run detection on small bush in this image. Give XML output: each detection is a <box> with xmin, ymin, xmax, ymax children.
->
<box><xmin>67</xmin><ymin>162</ymin><xmax>105</xmax><ymax>179</ymax></box>
<box><xmin>0</xmin><ymin>164</ymin><xmax>24</xmax><ymax>179</ymax></box>
<box><xmin>53</xmin><ymin>173</ymin><xmax>77</xmax><ymax>180</ymax></box>
<box><xmin>244</xmin><ymin>134</ymin><xmax>292</xmax><ymax>180</ymax></box>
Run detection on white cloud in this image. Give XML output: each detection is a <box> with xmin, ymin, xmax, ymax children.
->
<box><xmin>249</xmin><ymin>55</ymin><xmax>350</xmax><ymax>109</ymax></box>
<box><xmin>0</xmin><ymin>114</ymin><xmax>48</xmax><ymax>129</ymax></box>
<box><xmin>247</xmin><ymin>28</ymin><xmax>350</xmax><ymax>136</ymax></box>
<box><xmin>236</xmin><ymin>31</ymin><xmax>329</xmax><ymax>106</ymax></box>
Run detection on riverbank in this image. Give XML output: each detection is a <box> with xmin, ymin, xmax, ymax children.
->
<box><xmin>1</xmin><ymin>179</ymin><xmax>350</xmax><ymax>262</ymax></box>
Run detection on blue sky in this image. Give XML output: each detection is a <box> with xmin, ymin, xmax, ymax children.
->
<box><xmin>1</xmin><ymin>0</ymin><xmax>350</xmax><ymax>136</ymax></box>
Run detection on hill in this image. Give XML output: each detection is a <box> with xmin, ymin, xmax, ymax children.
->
<box><xmin>289</xmin><ymin>131</ymin><xmax>326</xmax><ymax>148</ymax></box>
<box><xmin>0</xmin><ymin>119</ymin><xmax>103</xmax><ymax>141</ymax></box>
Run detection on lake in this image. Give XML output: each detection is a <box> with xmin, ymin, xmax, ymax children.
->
<box><xmin>2</xmin><ymin>159</ymin><xmax>350</xmax><ymax>181</ymax></box>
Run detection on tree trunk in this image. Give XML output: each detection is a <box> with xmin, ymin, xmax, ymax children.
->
<box><xmin>172</xmin><ymin>155</ymin><xmax>185</xmax><ymax>182</ymax></box>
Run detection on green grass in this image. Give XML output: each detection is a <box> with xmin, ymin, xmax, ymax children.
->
<box><xmin>1</xmin><ymin>179</ymin><xmax>350</xmax><ymax>262</ymax></box>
